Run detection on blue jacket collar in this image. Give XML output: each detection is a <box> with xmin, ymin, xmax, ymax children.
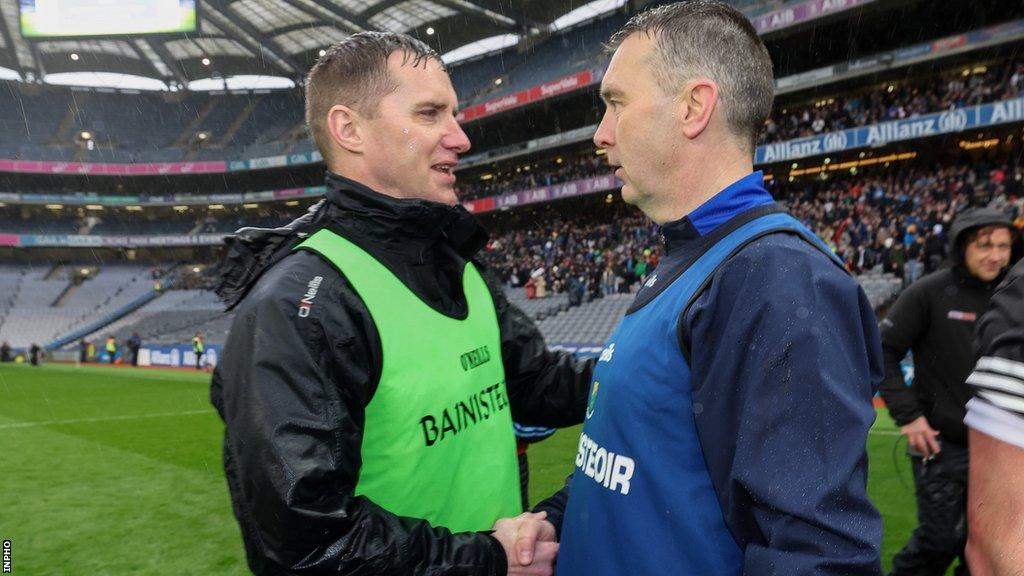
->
<box><xmin>660</xmin><ymin>171</ymin><xmax>774</xmax><ymax>254</ymax></box>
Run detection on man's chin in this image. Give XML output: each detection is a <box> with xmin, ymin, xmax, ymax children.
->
<box><xmin>982</xmin><ymin>269</ymin><xmax>1004</xmax><ymax>282</ymax></box>
<box><xmin>973</xmin><ymin>268</ymin><xmax>1002</xmax><ymax>283</ymax></box>
<box><xmin>435</xmin><ymin>187</ymin><xmax>459</xmax><ymax>206</ymax></box>
<box><xmin>619</xmin><ymin>184</ymin><xmax>638</xmax><ymax>206</ymax></box>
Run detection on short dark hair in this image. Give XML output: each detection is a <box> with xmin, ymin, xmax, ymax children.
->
<box><xmin>305</xmin><ymin>32</ymin><xmax>443</xmax><ymax>164</ymax></box>
<box><xmin>607</xmin><ymin>1</ymin><xmax>774</xmax><ymax>153</ymax></box>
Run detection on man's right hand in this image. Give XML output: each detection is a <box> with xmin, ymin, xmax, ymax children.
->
<box><xmin>492</xmin><ymin>511</ymin><xmax>558</xmax><ymax>575</ymax></box>
<box><xmin>900</xmin><ymin>415</ymin><xmax>941</xmax><ymax>458</ymax></box>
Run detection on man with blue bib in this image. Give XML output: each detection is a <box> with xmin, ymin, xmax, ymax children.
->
<box><xmin>502</xmin><ymin>2</ymin><xmax>884</xmax><ymax>574</ymax></box>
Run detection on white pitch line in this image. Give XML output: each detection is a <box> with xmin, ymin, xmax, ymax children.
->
<box><xmin>0</xmin><ymin>411</ymin><xmax>905</xmax><ymax>438</ymax></box>
<box><xmin>0</xmin><ymin>409</ymin><xmax>211</xmax><ymax>430</ymax></box>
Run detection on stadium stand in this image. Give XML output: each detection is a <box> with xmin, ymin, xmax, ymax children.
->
<box><xmin>535</xmin><ymin>293</ymin><xmax>634</xmax><ymax>346</ymax></box>
<box><xmin>0</xmin><ymin>2</ymin><xmax>835</xmax><ymax>163</ymax></box>
<box><xmin>1</xmin><ymin>154</ymin><xmax>1017</xmax><ymax>350</ymax></box>
<box><xmin>4</xmin><ymin>4</ymin><xmax>1024</xmax><ymax>575</ymax></box>
<box><xmin>468</xmin><ymin>155</ymin><xmax>1021</xmax><ymax>280</ymax></box>
<box><xmin>0</xmin><ymin>264</ymin><xmax>154</xmax><ymax>347</ymax></box>
<box><xmin>0</xmin><ymin>7</ymin><xmax>1018</xmax><ymax>164</ymax></box>
<box><xmin>0</xmin><ymin>86</ymin><xmax>307</xmax><ymax>163</ymax></box>
<box><xmin>89</xmin><ymin>289</ymin><xmax>230</xmax><ymax>346</ymax></box>
<box><xmin>504</xmin><ymin>288</ymin><xmax>571</xmax><ymax>321</ymax></box>
<box><xmin>89</xmin><ymin>218</ymin><xmax>197</xmax><ymax>235</ymax></box>
<box><xmin>762</xmin><ymin>60</ymin><xmax>1024</xmax><ymax>145</ymax></box>
<box><xmin>0</xmin><ymin>19</ymin><xmax>622</xmax><ymax>163</ymax></box>
<box><xmin>0</xmin><ymin>0</ymin><xmax>1019</xmax><ymax>357</ymax></box>
<box><xmin>0</xmin><ymin>217</ymin><xmax>81</xmax><ymax>234</ymax></box>
<box><xmin>454</xmin><ymin>17</ymin><xmax>618</xmax><ymax>107</ymax></box>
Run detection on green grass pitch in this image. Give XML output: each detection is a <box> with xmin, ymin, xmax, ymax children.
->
<box><xmin>0</xmin><ymin>363</ymin><xmax>944</xmax><ymax>574</ymax></box>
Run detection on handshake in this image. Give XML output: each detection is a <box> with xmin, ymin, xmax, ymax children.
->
<box><xmin>491</xmin><ymin>511</ymin><xmax>559</xmax><ymax>576</ymax></box>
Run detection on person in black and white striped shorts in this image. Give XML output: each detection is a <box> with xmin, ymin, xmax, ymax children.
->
<box><xmin>964</xmin><ymin>257</ymin><xmax>1024</xmax><ymax>575</ymax></box>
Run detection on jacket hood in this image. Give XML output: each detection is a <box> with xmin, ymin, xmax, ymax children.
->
<box><xmin>949</xmin><ymin>207</ymin><xmax>1014</xmax><ymax>260</ymax></box>
<box><xmin>948</xmin><ymin>207</ymin><xmax>1017</xmax><ymax>283</ymax></box>
<box><xmin>213</xmin><ymin>199</ymin><xmax>324</xmax><ymax>310</ymax></box>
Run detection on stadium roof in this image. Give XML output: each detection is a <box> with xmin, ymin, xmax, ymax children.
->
<box><xmin>0</xmin><ymin>0</ymin><xmax>635</xmax><ymax>90</ymax></box>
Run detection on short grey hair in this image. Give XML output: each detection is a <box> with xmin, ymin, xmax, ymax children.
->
<box><xmin>607</xmin><ymin>1</ymin><xmax>774</xmax><ymax>153</ymax></box>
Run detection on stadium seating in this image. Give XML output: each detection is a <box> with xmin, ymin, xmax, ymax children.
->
<box><xmin>858</xmin><ymin>266</ymin><xmax>904</xmax><ymax>310</ymax></box>
<box><xmin>504</xmin><ymin>287</ymin><xmax>570</xmax><ymax>321</ymax></box>
<box><xmin>0</xmin><ymin>13</ymin><xmax>1017</xmax><ymax>164</ymax></box>
<box><xmin>85</xmin><ymin>289</ymin><xmax>231</xmax><ymax>347</ymax></box>
<box><xmin>457</xmin><ymin>16</ymin><xmax>619</xmax><ymax>107</ymax></box>
<box><xmin>0</xmin><ymin>264</ymin><xmax>153</xmax><ymax>347</ymax></box>
<box><xmin>0</xmin><ymin>86</ymin><xmax>306</xmax><ymax>163</ymax></box>
<box><xmin>0</xmin><ymin>217</ymin><xmax>81</xmax><ymax>234</ymax></box>
<box><xmin>0</xmin><ymin>0</ymin><xmax>1019</xmax><ymax>358</ymax></box>
<box><xmin>534</xmin><ymin>293</ymin><xmax>633</xmax><ymax>346</ymax></box>
<box><xmin>507</xmin><ymin>265</ymin><xmax>901</xmax><ymax>347</ymax></box>
<box><xmin>0</xmin><ymin>12</ymin><xmax>622</xmax><ymax>162</ymax></box>
<box><xmin>52</xmin><ymin>258</ymin><xmax>900</xmax><ymax>351</ymax></box>
<box><xmin>89</xmin><ymin>218</ymin><xmax>196</xmax><ymax>235</ymax></box>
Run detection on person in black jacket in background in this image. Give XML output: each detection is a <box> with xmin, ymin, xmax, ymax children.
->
<box><xmin>879</xmin><ymin>207</ymin><xmax>1019</xmax><ymax>576</ymax></box>
<box><xmin>211</xmin><ymin>32</ymin><xmax>591</xmax><ymax>576</ymax></box>
<box><xmin>963</xmin><ymin>258</ymin><xmax>1024</xmax><ymax>575</ymax></box>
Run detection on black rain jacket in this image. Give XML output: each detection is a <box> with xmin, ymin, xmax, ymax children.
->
<box><xmin>878</xmin><ymin>208</ymin><xmax>1020</xmax><ymax>444</ymax></box>
<box><xmin>211</xmin><ymin>172</ymin><xmax>593</xmax><ymax>575</ymax></box>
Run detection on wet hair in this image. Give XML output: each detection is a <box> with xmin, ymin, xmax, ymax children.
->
<box><xmin>961</xmin><ymin>223</ymin><xmax>1017</xmax><ymax>251</ymax></box>
<box><xmin>305</xmin><ymin>32</ymin><xmax>442</xmax><ymax>164</ymax></box>
<box><xmin>607</xmin><ymin>1</ymin><xmax>774</xmax><ymax>153</ymax></box>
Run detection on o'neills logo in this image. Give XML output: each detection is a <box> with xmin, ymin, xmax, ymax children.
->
<box><xmin>460</xmin><ymin>345</ymin><xmax>491</xmax><ymax>371</ymax></box>
<box><xmin>297</xmin><ymin>276</ymin><xmax>323</xmax><ymax>317</ymax></box>
<box><xmin>419</xmin><ymin>382</ymin><xmax>508</xmax><ymax>446</ymax></box>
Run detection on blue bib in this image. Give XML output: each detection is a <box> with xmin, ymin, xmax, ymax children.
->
<box><xmin>557</xmin><ymin>211</ymin><xmax>840</xmax><ymax>576</ymax></box>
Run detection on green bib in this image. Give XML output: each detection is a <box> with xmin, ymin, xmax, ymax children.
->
<box><xmin>296</xmin><ymin>228</ymin><xmax>522</xmax><ymax>532</ymax></box>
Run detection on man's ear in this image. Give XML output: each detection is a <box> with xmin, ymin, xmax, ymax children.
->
<box><xmin>678</xmin><ymin>79</ymin><xmax>718</xmax><ymax>141</ymax></box>
<box><xmin>327</xmin><ymin>104</ymin><xmax>364</xmax><ymax>154</ymax></box>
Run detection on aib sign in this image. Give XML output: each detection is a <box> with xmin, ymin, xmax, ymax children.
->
<box><xmin>938</xmin><ymin>110</ymin><xmax>969</xmax><ymax>133</ymax></box>
<box><xmin>823</xmin><ymin>131</ymin><xmax>849</xmax><ymax>152</ymax></box>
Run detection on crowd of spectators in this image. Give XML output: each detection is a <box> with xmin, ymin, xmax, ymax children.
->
<box><xmin>761</xmin><ymin>60</ymin><xmax>1024</xmax><ymax>144</ymax></box>
<box><xmin>776</xmin><ymin>162</ymin><xmax>1024</xmax><ymax>281</ymax></box>
<box><xmin>457</xmin><ymin>59</ymin><xmax>1024</xmax><ymax>205</ymax></box>
<box><xmin>479</xmin><ymin>202</ymin><xmax>662</xmax><ymax>307</ymax></box>
<box><xmin>457</xmin><ymin>154</ymin><xmax>606</xmax><ymax>201</ymax></box>
<box><xmin>478</xmin><ymin>161</ymin><xmax>1024</xmax><ymax>309</ymax></box>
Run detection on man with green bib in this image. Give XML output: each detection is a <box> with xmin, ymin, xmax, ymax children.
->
<box><xmin>192</xmin><ymin>332</ymin><xmax>204</xmax><ymax>370</ymax></box>
<box><xmin>212</xmin><ymin>32</ymin><xmax>592</xmax><ymax>576</ymax></box>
